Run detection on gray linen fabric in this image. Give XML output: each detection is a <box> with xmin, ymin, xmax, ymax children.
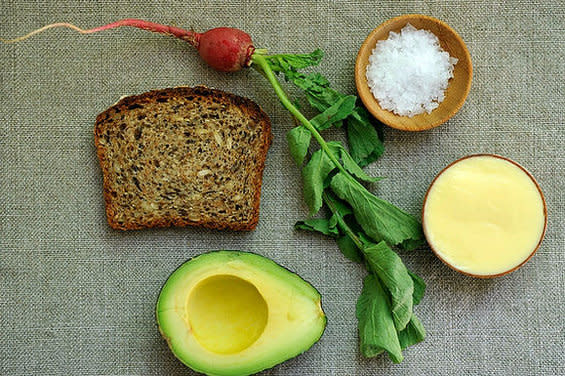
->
<box><xmin>1</xmin><ymin>1</ymin><xmax>563</xmax><ymax>375</ymax></box>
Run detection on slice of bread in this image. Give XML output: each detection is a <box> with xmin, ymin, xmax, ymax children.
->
<box><xmin>94</xmin><ymin>86</ymin><xmax>272</xmax><ymax>231</ymax></box>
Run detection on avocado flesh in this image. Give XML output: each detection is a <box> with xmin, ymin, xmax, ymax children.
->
<box><xmin>156</xmin><ymin>251</ymin><xmax>326</xmax><ymax>376</ymax></box>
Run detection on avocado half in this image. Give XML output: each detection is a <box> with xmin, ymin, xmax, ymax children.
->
<box><xmin>156</xmin><ymin>251</ymin><xmax>326</xmax><ymax>376</ymax></box>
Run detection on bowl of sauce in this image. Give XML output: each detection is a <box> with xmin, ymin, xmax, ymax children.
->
<box><xmin>422</xmin><ymin>154</ymin><xmax>547</xmax><ymax>278</ymax></box>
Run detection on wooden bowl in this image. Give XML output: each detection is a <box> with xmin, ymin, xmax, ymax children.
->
<box><xmin>355</xmin><ymin>14</ymin><xmax>473</xmax><ymax>131</ymax></box>
<box><xmin>422</xmin><ymin>154</ymin><xmax>548</xmax><ymax>278</ymax></box>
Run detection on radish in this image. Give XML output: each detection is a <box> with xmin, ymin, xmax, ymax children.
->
<box><xmin>0</xmin><ymin>18</ymin><xmax>255</xmax><ymax>72</ymax></box>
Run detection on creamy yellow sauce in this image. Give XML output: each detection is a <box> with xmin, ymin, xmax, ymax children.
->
<box><xmin>423</xmin><ymin>155</ymin><xmax>545</xmax><ymax>276</ymax></box>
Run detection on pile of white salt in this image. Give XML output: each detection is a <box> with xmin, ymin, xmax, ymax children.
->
<box><xmin>366</xmin><ymin>24</ymin><xmax>458</xmax><ymax>117</ymax></box>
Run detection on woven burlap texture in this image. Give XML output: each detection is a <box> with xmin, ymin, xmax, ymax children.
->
<box><xmin>1</xmin><ymin>1</ymin><xmax>563</xmax><ymax>375</ymax></box>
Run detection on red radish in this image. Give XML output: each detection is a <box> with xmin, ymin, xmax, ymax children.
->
<box><xmin>0</xmin><ymin>18</ymin><xmax>255</xmax><ymax>72</ymax></box>
<box><xmin>197</xmin><ymin>27</ymin><xmax>254</xmax><ymax>73</ymax></box>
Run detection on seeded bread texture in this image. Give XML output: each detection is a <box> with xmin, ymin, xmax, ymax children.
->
<box><xmin>94</xmin><ymin>86</ymin><xmax>272</xmax><ymax>231</ymax></box>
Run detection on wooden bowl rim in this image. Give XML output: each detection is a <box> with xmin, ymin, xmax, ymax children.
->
<box><xmin>421</xmin><ymin>154</ymin><xmax>548</xmax><ymax>279</ymax></box>
<box><xmin>355</xmin><ymin>14</ymin><xmax>473</xmax><ymax>131</ymax></box>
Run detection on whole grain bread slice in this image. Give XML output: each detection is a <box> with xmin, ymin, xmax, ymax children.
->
<box><xmin>94</xmin><ymin>86</ymin><xmax>272</xmax><ymax>231</ymax></box>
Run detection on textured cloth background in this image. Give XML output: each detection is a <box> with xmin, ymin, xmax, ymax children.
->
<box><xmin>1</xmin><ymin>1</ymin><xmax>563</xmax><ymax>375</ymax></box>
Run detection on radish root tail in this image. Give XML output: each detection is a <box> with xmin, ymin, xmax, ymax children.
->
<box><xmin>0</xmin><ymin>19</ymin><xmax>200</xmax><ymax>47</ymax></box>
<box><xmin>0</xmin><ymin>23</ymin><xmax>90</xmax><ymax>43</ymax></box>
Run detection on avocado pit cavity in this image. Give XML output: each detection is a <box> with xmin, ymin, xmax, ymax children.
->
<box><xmin>187</xmin><ymin>274</ymin><xmax>268</xmax><ymax>354</ymax></box>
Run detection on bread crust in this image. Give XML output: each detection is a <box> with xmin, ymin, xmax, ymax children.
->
<box><xmin>94</xmin><ymin>86</ymin><xmax>272</xmax><ymax>231</ymax></box>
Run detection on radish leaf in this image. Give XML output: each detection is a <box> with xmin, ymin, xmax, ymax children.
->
<box><xmin>398</xmin><ymin>315</ymin><xmax>426</xmax><ymax>350</ymax></box>
<box><xmin>294</xmin><ymin>218</ymin><xmax>339</xmax><ymax>237</ymax></box>
<box><xmin>347</xmin><ymin>108</ymin><xmax>385</xmax><ymax>167</ymax></box>
<box><xmin>310</xmin><ymin>95</ymin><xmax>356</xmax><ymax>130</ymax></box>
<box><xmin>290</xmin><ymin>72</ymin><xmax>385</xmax><ymax>164</ymax></box>
<box><xmin>287</xmin><ymin>126</ymin><xmax>311</xmax><ymax>166</ymax></box>
<box><xmin>329</xmin><ymin>142</ymin><xmax>382</xmax><ymax>183</ymax></box>
<box><xmin>330</xmin><ymin>173</ymin><xmax>425</xmax><ymax>249</ymax></box>
<box><xmin>263</xmin><ymin>49</ymin><xmax>324</xmax><ymax>72</ymax></box>
<box><xmin>356</xmin><ymin>274</ymin><xmax>403</xmax><ymax>363</ymax></box>
<box><xmin>409</xmin><ymin>271</ymin><xmax>426</xmax><ymax>306</ymax></box>
<box><xmin>336</xmin><ymin>235</ymin><xmax>364</xmax><ymax>263</ymax></box>
<box><xmin>302</xmin><ymin>149</ymin><xmax>336</xmax><ymax>216</ymax></box>
<box><xmin>362</xmin><ymin>240</ymin><xmax>414</xmax><ymax>331</ymax></box>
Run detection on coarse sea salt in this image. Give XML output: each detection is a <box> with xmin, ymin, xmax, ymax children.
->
<box><xmin>366</xmin><ymin>24</ymin><xmax>458</xmax><ymax>117</ymax></box>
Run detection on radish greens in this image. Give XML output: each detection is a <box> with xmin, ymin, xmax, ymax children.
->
<box><xmin>252</xmin><ymin>49</ymin><xmax>426</xmax><ymax>363</ymax></box>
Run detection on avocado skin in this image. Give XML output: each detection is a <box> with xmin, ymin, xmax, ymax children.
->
<box><xmin>156</xmin><ymin>250</ymin><xmax>326</xmax><ymax>376</ymax></box>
